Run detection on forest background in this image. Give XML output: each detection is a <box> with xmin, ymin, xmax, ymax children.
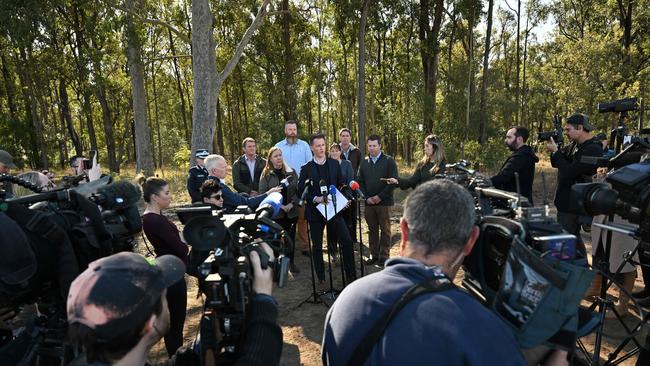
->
<box><xmin>0</xmin><ymin>0</ymin><xmax>649</xmax><ymax>177</ymax></box>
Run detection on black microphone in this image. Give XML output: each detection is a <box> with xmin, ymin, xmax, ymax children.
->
<box><xmin>280</xmin><ymin>175</ymin><xmax>293</xmax><ymax>189</ymax></box>
<box><xmin>92</xmin><ymin>180</ymin><xmax>142</xmax><ymax>211</ymax></box>
<box><xmin>298</xmin><ymin>179</ymin><xmax>312</xmax><ymax>206</ymax></box>
<box><xmin>340</xmin><ymin>185</ymin><xmax>355</xmax><ymax>200</ymax></box>
<box><xmin>319</xmin><ymin>179</ymin><xmax>328</xmax><ymax>197</ymax></box>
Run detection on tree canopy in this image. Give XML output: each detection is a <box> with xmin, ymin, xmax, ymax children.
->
<box><xmin>0</xmin><ymin>0</ymin><xmax>648</xmax><ymax>173</ymax></box>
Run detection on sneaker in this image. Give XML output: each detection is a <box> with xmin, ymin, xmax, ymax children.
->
<box><xmin>290</xmin><ymin>262</ymin><xmax>300</xmax><ymax>274</ymax></box>
<box><xmin>364</xmin><ymin>257</ymin><xmax>377</xmax><ymax>266</ymax></box>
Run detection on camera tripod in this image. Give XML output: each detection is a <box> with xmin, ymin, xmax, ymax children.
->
<box><xmin>576</xmin><ymin>218</ymin><xmax>648</xmax><ymax>365</ymax></box>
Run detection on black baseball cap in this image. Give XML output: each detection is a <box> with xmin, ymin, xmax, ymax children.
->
<box><xmin>566</xmin><ymin>113</ymin><xmax>594</xmax><ymax>131</ymax></box>
<box><xmin>66</xmin><ymin>252</ymin><xmax>185</xmax><ymax>340</ymax></box>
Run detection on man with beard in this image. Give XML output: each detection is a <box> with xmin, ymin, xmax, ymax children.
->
<box><xmin>490</xmin><ymin>126</ymin><xmax>539</xmax><ymax>204</ymax></box>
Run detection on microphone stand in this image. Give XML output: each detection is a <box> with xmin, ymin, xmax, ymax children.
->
<box><xmin>356</xmin><ymin>192</ymin><xmax>366</xmax><ymax>277</ymax></box>
<box><xmin>329</xmin><ymin>188</ymin><xmax>348</xmax><ymax>286</ymax></box>
<box><xmin>297</xmin><ymin>180</ymin><xmax>322</xmax><ymax>307</ymax></box>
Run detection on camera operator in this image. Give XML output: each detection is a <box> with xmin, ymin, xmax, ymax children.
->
<box><xmin>0</xmin><ymin>149</ymin><xmax>17</xmax><ymax>198</ymax></box>
<box><xmin>490</xmin><ymin>126</ymin><xmax>538</xmax><ymax>204</ymax></box>
<box><xmin>67</xmin><ymin>248</ymin><xmax>282</xmax><ymax>366</ymax></box>
<box><xmin>322</xmin><ymin>180</ymin><xmax>526</xmax><ymax>365</ymax></box>
<box><xmin>545</xmin><ymin>113</ymin><xmax>602</xmax><ymax>255</ymax></box>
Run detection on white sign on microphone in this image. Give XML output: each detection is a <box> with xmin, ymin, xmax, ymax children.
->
<box><xmin>316</xmin><ymin>187</ymin><xmax>349</xmax><ymax>221</ymax></box>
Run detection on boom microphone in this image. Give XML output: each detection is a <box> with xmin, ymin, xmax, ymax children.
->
<box><xmin>92</xmin><ymin>180</ymin><xmax>142</xmax><ymax>211</ymax></box>
<box><xmin>349</xmin><ymin>180</ymin><xmax>366</xmax><ymax>199</ymax></box>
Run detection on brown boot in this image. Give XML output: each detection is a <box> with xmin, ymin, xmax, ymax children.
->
<box><xmin>584</xmin><ymin>274</ymin><xmax>603</xmax><ymax>299</ymax></box>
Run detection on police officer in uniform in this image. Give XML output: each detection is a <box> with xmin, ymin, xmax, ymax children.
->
<box><xmin>187</xmin><ymin>149</ymin><xmax>210</xmax><ymax>203</ymax></box>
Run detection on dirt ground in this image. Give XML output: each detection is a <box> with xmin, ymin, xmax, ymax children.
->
<box><xmin>146</xmin><ymin>161</ymin><xmax>647</xmax><ymax>365</ymax></box>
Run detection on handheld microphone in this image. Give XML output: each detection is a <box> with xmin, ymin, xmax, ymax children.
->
<box><xmin>319</xmin><ymin>179</ymin><xmax>328</xmax><ymax>196</ymax></box>
<box><xmin>349</xmin><ymin>180</ymin><xmax>366</xmax><ymax>199</ymax></box>
<box><xmin>329</xmin><ymin>184</ymin><xmax>337</xmax><ymax>208</ymax></box>
<box><xmin>280</xmin><ymin>175</ymin><xmax>293</xmax><ymax>189</ymax></box>
<box><xmin>255</xmin><ymin>192</ymin><xmax>283</xmax><ymax>220</ymax></box>
<box><xmin>298</xmin><ymin>179</ymin><xmax>312</xmax><ymax>206</ymax></box>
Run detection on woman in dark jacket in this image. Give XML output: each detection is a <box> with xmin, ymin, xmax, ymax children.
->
<box><xmin>140</xmin><ymin>177</ymin><xmax>188</xmax><ymax>358</ymax></box>
<box><xmin>386</xmin><ymin>134</ymin><xmax>446</xmax><ymax>190</ymax></box>
<box><xmin>259</xmin><ymin>146</ymin><xmax>300</xmax><ymax>274</ymax></box>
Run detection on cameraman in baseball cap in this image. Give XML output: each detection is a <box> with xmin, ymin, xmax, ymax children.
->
<box><xmin>67</xmin><ymin>245</ymin><xmax>282</xmax><ymax>365</ymax></box>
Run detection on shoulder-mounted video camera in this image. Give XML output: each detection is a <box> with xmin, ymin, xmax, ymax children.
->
<box><xmin>177</xmin><ymin>192</ymin><xmax>289</xmax><ymax>362</ymax></box>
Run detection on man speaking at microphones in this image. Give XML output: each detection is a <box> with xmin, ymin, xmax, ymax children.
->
<box><xmin>298</xmin><ymin>133</ymin><xmax>357</xmax><ymax>289</ymax></box>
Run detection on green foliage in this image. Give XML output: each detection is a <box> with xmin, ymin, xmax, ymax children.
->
<box><xmin>172</xmin><ymin>145</ymin><xmax>191</xmax><ymax>171</ymax></box>
<box><xmin>0</xmin><ymin>0</ymin><xmax>649</xmax><ymax>178</ymax></box>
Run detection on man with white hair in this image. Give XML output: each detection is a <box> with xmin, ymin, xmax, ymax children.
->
<box><xmin>204</xmin><ymin>154</ymin><xmax>281</xmax><ymax>212</ymax></box>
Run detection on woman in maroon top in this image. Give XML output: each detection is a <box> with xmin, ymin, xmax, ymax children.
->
<box><xmin>140</xmin><ymin>177</ymin><xmax>188</xmax><ymax>357</ymax></box>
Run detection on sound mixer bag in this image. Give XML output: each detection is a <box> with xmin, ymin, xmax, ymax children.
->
<box><xmin>492</xmin><ymin>237</ymin><xmax>594</xmax><ymax>349</ymax></box>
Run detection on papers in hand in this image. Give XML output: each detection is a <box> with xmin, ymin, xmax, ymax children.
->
<box><xmin>317</xmin><ymin>187</ymin><xmax>349</xmax><ymax>221</ymax></box>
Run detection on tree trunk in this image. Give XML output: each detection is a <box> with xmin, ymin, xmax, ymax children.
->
<box><xmin>514</xmin><ymin>0</ymin><xmax>521</xmax><ymax>125</ymax></box>
<box><xmin>125</xmin><ymin>0</ymin><xmax>155</xmax><ymax>176</ymax></box>
<box><xmin>281</xmin><ymin>0</ymin><xmax>296</xmax><ymax>121</ymax></box>
<box><xmin>168</xmin><ymin>29</ymin><xmax>190</xmax><ymax>145</ymax></box>
<box><xmin>59</xmin><ymin>79</ymin><xmax>83</xmax><ymax>155</ymax></box>
<box><xmin>419</xmin><ymin>0</ymin><xmax>445</xmax><ymax>133</ymax></box>
<box><xmin>478</xmin><ymin>0</ymin><xmax>494</xmax><ymax>145</ymax></box>
<box><xmin>191</xmin><ymin>0</ymin><xmax>218</xmax><ymax>159</ymax></box>
<box><xmin>191</xmin><ymin>0</ymin><xmax>270</xmax><ymax>165</ymax></box>
<box><xmin>18</xmin><ymin>47</ymin><xmax>48</xmax><ymax>169</ymax></box>
<box><xmin>358</xmin><ymin>0</ymin><xmax>370</xmax><ymax>158</ymax></box>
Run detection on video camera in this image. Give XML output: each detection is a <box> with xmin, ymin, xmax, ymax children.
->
<box><xmin>572</xmin><ymin>137</ymin><xmax>650</xmax><ymax>245</ymax></box>
<box><xmin>0</xmin><ymin>174</ymin><xmax>142</xmax><ymax>363</ymax></box>
<box><xmin>537</xmin><ymin>114</ymin><xmax>564</xmax><ymax>146</ymax></box>
<box><xmin>177</xmin><ymin>192</ymin><xmax>289</xmax><ymax>362</ymax></box>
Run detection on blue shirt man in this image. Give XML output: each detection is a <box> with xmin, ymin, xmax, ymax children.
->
<box><xmin>275</xmin><ymin>120</ymin><xmax>312</xmax><ymax>177</ymax></box>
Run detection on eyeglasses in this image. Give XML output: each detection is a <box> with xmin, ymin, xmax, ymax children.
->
<box><xmin>210</xmin><ymin>194</ymin><xmax>223</xmax><ymax>200</ymax></box>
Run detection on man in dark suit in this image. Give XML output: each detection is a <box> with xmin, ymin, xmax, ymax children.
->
<box><xmin>298</xmin><ymin>133</ymin><xmax>356</xmax><ymax>288</ymax></box>
<box><xmin>204</xmin><ymin>154</ymin><xmax>281</xmax><ymax>213</ymax></box>
<box><xmin>232</xmin><ymin>137</ymin><xmax>266</xmax><ymax>195</ymax></box>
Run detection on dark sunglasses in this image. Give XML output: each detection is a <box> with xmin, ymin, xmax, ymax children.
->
<box><xmin>210</xmin><ymin>194</ymin><xmax>223</xmax><ymax>200</ymax></box>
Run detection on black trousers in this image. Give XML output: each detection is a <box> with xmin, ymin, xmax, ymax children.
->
<box><xmin>308</xmin><ymin>215</ymin><xmax>356</xmax><ymax>282</ymax></box>
<box><xmin>165</xmin><ymin>277</ymin><xmax>187</xmax><ymax>357</ymax></box>
<box><xmin>275</xmin><ymin>216</ymin><xmax>297</xmax><ymax>263</ymax></box>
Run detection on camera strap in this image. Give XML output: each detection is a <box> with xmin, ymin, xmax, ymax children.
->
<box><xmin>346</xmin><ymin>275</ymin><xmax>456</xmax><ymax>366</ymax></box>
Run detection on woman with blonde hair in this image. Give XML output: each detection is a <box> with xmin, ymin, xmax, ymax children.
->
<box><xmin>386</xmin><ymin>134</ymin><xmax>446</xmax><ymax>189</ymax></box>
<box><xmin>258</xmin><ymin>146</ymin><xmax>300</xmax><ymax>274</ymax></box>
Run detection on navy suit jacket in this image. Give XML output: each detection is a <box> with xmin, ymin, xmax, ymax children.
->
<box><xmin>298</xmin><ymin>158</ymin><xmax>346</xmax><ymax>221</ymax></box>
<box><xmin>208</xmin><ymin>176</ymin><xmax>267</xmax><ymax>212</ymax></box>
